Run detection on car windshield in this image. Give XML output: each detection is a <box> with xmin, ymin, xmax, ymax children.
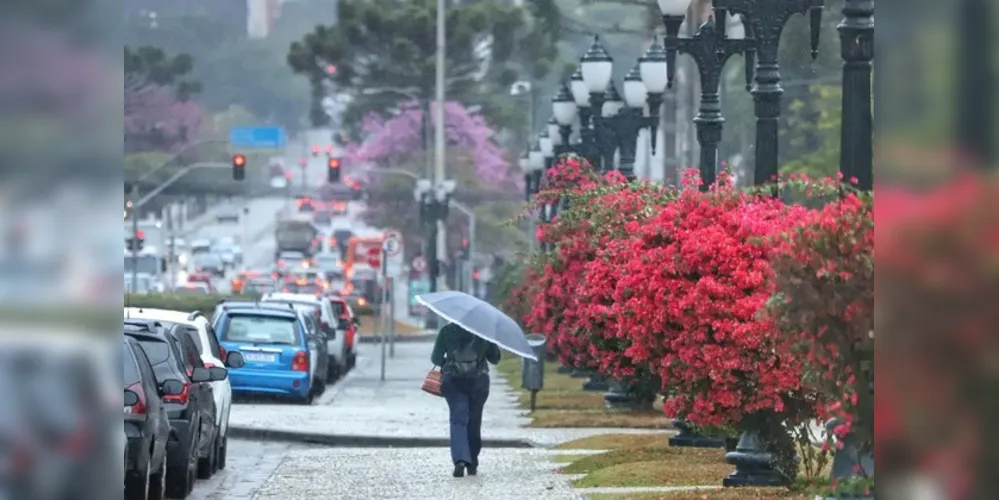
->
<box><xmin>279</xmin><ymin>252</ymin><xmax>305</xmax><ymax>261</ymax></box>
<box><xmin>122</xmin><ymin>344</ymin><xmax>141</xmax><ymax>385</ymax></box>
<box><xmin>329</xmin><ymin>301</ymin><xmax>347</xmax><ymax>317</ymax></box>
<box><xmin>193</xmin><ymin>253</ymin><xmax>222</xmax><ymax>266</ymax></box>
<box><xmin>123</xmin><ymin>255</ymin><xmax>159</xmax><ymax>274</ymax></box>
<box><xmin>134</xmin><ymin>338</ymin><xmax>170</xmax><ymax>365</ymax></box>
<box><xmin>222</xmin><ymin>315</ymin><xmax>299</xmax><ymax>345</ymax></box>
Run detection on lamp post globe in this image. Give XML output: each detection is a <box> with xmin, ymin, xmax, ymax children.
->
<box><xmin>727</xmin><ymin>12</ymin><xmax>746</xmax><ymax>40</ymax></box>
<box><xmin>580</xmin><ymin>35</ymin><xmax>614</xmax><ymax>93</ymax></box>
<box><xmin>639</xmin><ymin>37</ymin><xmax>669</xmax><ymax>94</ymax></box>
<box><xmin>623</xmin><ymin>63</ymin><xmax>648</xmax><ymax>109</ymax></box>
<box><xmin>528</xmin><ymin>142</ymin><xmax>544</xmax><ymax>172</ymax></box>
<box><xmin>552</xmin><ymin>81</ymin><xmax>578</xmax><ymax>126</ymax></box>
<box><xmin>569</xmin><ymin>69</ymin><xmax>590</xmax><ymax>108</ymax></box>
<box><xmin>519</xmin><ymin>150</ymin><xmax>530</xmax><ymax>173</ymax></box>
<box><xmin>658</xmin><ymin>0</ymin><xmax>691</xmax><ymax>16</ymax></box>
<box><xmin>539</xmin><ymin>131</ymin><xmax>554</xmax><ymax>158</ymax></box>
<box><xmin>547</xmin><ymin>117</ymin><xmax>562</xmax><ymax>146</ymax></box>
<box><xmin>602</xmin><ymin>81</ymin><xmax>625</xmax><ymax>117</ymax></box>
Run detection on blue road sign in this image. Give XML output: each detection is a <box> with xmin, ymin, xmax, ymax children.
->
<box><xmin>229</xmin><ymin>126</ymin><xmax>287</xmax><ymax>149</ymax></box>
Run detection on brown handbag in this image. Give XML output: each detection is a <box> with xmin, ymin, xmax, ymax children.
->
<box><xmin>422</xmin><ymin>366</ymin><xmax>443</xmax><ymax>397</ymax></box>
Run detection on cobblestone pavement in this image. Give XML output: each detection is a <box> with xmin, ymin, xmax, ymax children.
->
<box><xmin>229</xmin><ymin>342</ymin><xmax>671</xmax><ymax>447</ymax></box>
<box><xmin>190</xmin><ymin>440</ymin><xmax>299</xmax><ymax>500</ymax></box>
<box><xmin>253</xmin><ymin>447</ymin><xmax>583</xmax><ymax>500</ymax></box>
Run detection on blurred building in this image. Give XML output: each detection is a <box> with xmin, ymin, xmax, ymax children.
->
<box><xmin>248</xmin><ymin>0</ymin><xmax>282</xmax><ymax>38</ymax></box>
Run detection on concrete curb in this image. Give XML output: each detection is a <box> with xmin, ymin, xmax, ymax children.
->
<box><xmin>228</xmin><ymin>426</ymin><xmax>535</xmax><ymax>449</ymax></box>
<box><xmin>357</xmin><ymin>333</ymin><xmax>437</xmax><ymax>344</ymax></box>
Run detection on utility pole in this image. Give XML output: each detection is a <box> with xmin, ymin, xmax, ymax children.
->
<box><xmin>433</xmin><ymin>0</ymin><xmax>447</xmax><ymax>293</ymax></box>
<box><xmin>130</xmin><ymin>183</ymin><xmax>140</xmax><ymax>293</ymax></box>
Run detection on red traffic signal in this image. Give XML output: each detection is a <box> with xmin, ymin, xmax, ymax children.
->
<box><xmin>366</xmin><ymin>247</ymin><xmax>381</xmax><ymax>268</ymax></box>
<box><xmin>232</xmin><ymin>154</ymin><xmax>246</xmax><ymax>180</ymax></box>
<box><xmin>135</xmin><ymin>229</ymin><xmax>145</xmax><ymax>239</ymax></box>
<box><xmin>326</xmin><ymin>145</ymin><xmax>334</xmax><ymax>155</ymax></box>
<box><xmin>327</xmin><ymin>157</ymin><xmax>342</xmax><ymax>183</ymax></box>
<box><xmin>311</xmin><ymin>145</ymin><xmax>320</xmax><ymax>156</ymax></box>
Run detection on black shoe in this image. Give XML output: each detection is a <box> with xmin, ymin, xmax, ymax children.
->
<box><xmin>453</xmin><ymin>462</ymin><xmax>466</xmax><ymax>478</ymax></box>
<box><xmin>467</xmin><ymin>464</ymin><xmax>478</xmax><ymax>476</ymax></box>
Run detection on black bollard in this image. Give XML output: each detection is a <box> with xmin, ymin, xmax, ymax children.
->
<box><xmin>582</xmin><ymin>373</ymin><xmax>610</xmax><ymax>392</ymax></box>
<box><xmin>722</xmin><ymin>430</ymin><xmax>789</xmax><ymax>487</ymax></box>
<box><xmin>825</xmin><ymin>418</ymin><xmax>874</xmax><ymax>496</ymax></box>
<box><xmin>602</xmin><ymin>379</ymin><xmax>635</xmax><ymax>409</ymax></box>
<box><xmin>669</xmin><ymin>419</ymin><xmax>725</xmax><ymax>448</ymax></box>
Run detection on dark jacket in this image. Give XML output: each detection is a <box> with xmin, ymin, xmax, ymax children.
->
<box><xmin>431</xmin><ymin>323</ymin><xmax>501</xmax><ymax>368</ymax></box>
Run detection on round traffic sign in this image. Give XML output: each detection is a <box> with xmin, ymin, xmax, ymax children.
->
<box><xmin>383</xmin><ymin>230</ymin><xmax>403</xmax><ymax>256</ymax></box>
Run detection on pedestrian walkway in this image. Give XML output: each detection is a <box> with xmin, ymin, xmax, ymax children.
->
<box><xmin>228</xmin><ymin>341</ymin><xmax>663</xmax><ymax>448</ymax></box>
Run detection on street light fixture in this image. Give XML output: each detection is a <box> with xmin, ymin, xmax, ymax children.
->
<box><xmin>552</xmin><ymin>82</ymin><xmax>578</xmax><ymax>155</ymax></box>
<box><xmin>547</xmin><ymin>117</ymin><xmax>561</xmax><ymax>149</ymax></box>
<box><xmin>580</xmin><ymin>35</ymin><xmax>614</xmax><ymax>94</ymax></box>
<box><xmin>660</xmin><ymin>2</ymin><xmax>755</xmax><ymax>189</ymax></box>
<box><xmin>414</xmin><ymin>177</ymin><xmax>457</xmax><ymax>304</ymax></box>
<box><xmin>639</xmin><ymin>37</ymin><xmax>669</xmax><ymax>155</ymax></box>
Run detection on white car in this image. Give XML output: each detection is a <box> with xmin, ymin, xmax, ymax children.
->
<box><xmin>122</xmin><ymin>307</ymin><xmax>239</xmax><ymax>473</ymax></box>
<box><xmin>261</xmin><ymin>292</ymin><xmax>348</xmax><ymax>380</ymax></box>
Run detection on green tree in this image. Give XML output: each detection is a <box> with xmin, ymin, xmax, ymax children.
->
<box><xmin>124</xmin><ymin>45</ymin><xmax>201</xmax><ymax>99</ymax></box>
<box><xmin>780</xmin><ymin>83</ymin><xmax>841</xmax><ymax>178</ymax></box>
<box><xmin>286</xmin><ymin>0</ymin><xmax>562</xmax><ymax>135</ymax></box>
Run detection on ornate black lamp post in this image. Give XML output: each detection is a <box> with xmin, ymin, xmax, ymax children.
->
<box><xmin>569</xmin><ymin>69</ymin><xmax>598</xmax><ymax>168</ymax></box>
<box><xmin>578</xmin><ymin>36</ymin><xmax>615</xmax><ymax>171</ymax></box>
<box><xmin>552</xmin><ymin>82</ymin><xmax>578</xmax><ymax>157</ymax></box>
<box><xmin>539</xmin><ymin>130</ymin><xmax>555</xmax><ymax>174</ymax></box>
<box><xmin>595</xmin><ymin>82</ymin><xmax>624</xmax><ymax>173</ymax></box>
<box><xmin>712</xmin><ymin>0</ymin><xmax>824</xmax><ymax>187</ymax></box>
<box><xmin>639</xmin><ymin>37</ymin><xmax>669</xmax><ymax>158</ymax></box>
<box><xmin>660</xmin><ymin>1</ymin><xmax>755</xmax><ymax>189</ymax></box>
<box><xmin>415</xmin><ymin>178</ymin><xmax>457</xmax><ymax>328</ymax></box>
<box><xmin>838</xmin><ymin>0</ymin><xmax>874</xmax><ymax>188</ymax></box>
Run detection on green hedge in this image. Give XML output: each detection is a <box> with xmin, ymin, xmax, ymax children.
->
<box><xmin>124</xmin><ymin>293</ymin><xmax>376</xmax><ymax>317</ymax></box>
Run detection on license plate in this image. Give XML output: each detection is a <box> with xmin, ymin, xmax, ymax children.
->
<box><xmin>243</xmin><ymin>352</ymin><xmax>277</xmax><ymax>363</ymax></box>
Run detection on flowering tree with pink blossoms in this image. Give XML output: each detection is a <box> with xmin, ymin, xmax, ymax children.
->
<box><xmin>346</xmin><ymin>101</ymin><xmax>512</xmax><ymax>186</ymax></box>
<box><xmin>124</xmin><ymin>46</ymin><xmax>203</xmax><ymax>153</ymax></box>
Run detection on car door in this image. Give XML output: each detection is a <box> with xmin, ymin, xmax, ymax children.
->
<box><xmin>202</xmin><ymin>322</ymin><xmax>231</xmax><ymax>436</ymax></box>
<box><xmin>320</xmin><ymin>300</ymin><xmax>346</xmax><ymax>364</ymax></box>
<box><xmin>133</xmin><ymin>344</ymin><xmax>169</xmax><ymax>467</ymax></box>
<box><xmin>174</xmin><ymin>328</ymin><xmax>215</xmax><ymax>446</ymax></box>
<box><xmin>300</xmin><ymin>313</ymin><xmax>321</xmax><ymax>381</ymax></box>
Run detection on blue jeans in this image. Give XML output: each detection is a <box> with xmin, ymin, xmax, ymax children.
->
<box><xmin>441</xmin><ymin>372</ymin><xmax>489</xmax><ymax>466</ymax></box>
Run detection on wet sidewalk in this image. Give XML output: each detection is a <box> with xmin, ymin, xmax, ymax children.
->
<box><xmin>228</xmin><ymin>341</ymin><xmax>661</xmax><ymax>448</ymax></box>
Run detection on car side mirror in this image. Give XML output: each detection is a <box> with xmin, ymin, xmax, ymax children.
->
<box><xmin>353</xmin><ymin>317</ymin><xmax>361</xmax><ymax>328</ymax></box>
<box><xmin>190</xmin><ymin>367</ymin><xmax>211</xmax><ymax>383</ymax></box>
<box><xmin>338</xmin><ymin>319</ymin><xmax>350</xmax><ymax>330</ymax></box>
<box><xmin>208</xmin><ymin>367</ymin><xmax>228</xmax><ymax>382</ymax></box>
<box><xmin>160</xmin><ymin>379</ymin><xmax>185</xmax><ymax>396</ymax></box>
<box><xmin>225</xmin><ymin>351</ymin><xmax>245</xmax><ymax>369</ymax></box>
<box><xmin>124</xmin><ymin>389</ymin><xmax>139</xmax><ymax>406</ymax></box>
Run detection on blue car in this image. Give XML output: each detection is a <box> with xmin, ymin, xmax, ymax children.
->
<box><xmin>212</xmin><ymin>305</ymin><xmax>320</xmax><ymax>404</ymax></box>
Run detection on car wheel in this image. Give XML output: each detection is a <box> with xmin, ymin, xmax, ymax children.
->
<box><xmin>217</xmin><ymin>435</ymin><xmax>228</xmax><ymax>470</ymax></box>
<box><xmin>196</xmin><ymin>435</ymin><xmax>215</xmax><ymax>479</ymax></box>
<box><xmin>165</xmin><ymin>430</ymin><xmax>197</xmax><ymax>499</ymax></box>
<box><xmin>124</xmin><ymin>461</ymin><xmax>150</xmax><ymax>500</ymax></box>
<box><xmin>296</xmin><ymin>390</ymin><xmax>314</xmax><ymax>405</ymax></box>
<box><xmin>148</xmin><ymin>455</ymin><xmax>167</xmax><ymax>500</ymax></box>
<box><xmin>326</xmin><ymin>362</ymin><xmax>340</xmax><ymax>383</ymax></box>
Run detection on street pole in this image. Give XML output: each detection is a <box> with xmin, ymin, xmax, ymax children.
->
<box><xmin>379</xmin><ymin>249</ymin><xmax>388</xmax><ymax>382</ymax></box>
<box><xmin>167</xmin><ymin>204</ymin><xmax>177</xmax><ymax>289</ymax></box>
<box><xmin>388</xmin><ymin>276</ymin><xmax>396</xmax><ymax>357</ymax></box>
<box><xmin>433</xmin><ymin>0</ymin><xmax>447</xmax><ymax>294</ymax></box>
<box><xmin>130</xmin><ymin>183</ymin><xmax>140</xmax><ymax>293</ymax></box>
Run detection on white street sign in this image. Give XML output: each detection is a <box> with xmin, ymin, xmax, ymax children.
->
<box><xmin>383</xmin><ymin>230</ymin><xmax>403</xmax><ymax>256</ymax></box>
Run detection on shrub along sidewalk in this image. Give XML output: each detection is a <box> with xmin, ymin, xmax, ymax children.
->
<box><xmin>496</xmin><ymin>357</ymin><xmax>673</xmax><ymax>429</ymax></box>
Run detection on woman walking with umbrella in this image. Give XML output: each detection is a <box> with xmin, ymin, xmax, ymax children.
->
<box><xmin>431</xmin><ymin>322</ymin><xmax>500</xmax><ymax>477</ymax></box>
<box><xmin>419</xmin><ymin>291</ymin><xmax>539</xmax><ymax>478</ymax></box>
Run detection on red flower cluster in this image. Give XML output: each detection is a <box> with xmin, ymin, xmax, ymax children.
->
<box><xmin>512</xmin><ymin>158</ymin><xmax>877</xmax><ymax>433</ymax></box>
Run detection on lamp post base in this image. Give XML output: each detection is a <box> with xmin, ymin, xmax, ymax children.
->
<box><xmin>722</xmin><ymin>430</ymin><xmax>789</xmax><ymax>487</ymax></box>
<box><xmin>570</xmin><ymin>369</ymin><xmax>590</xmax><ymax>378</ymax></box>
<box><xmin>669</xmin><ymin>419</ymin><xmax>725</xmax><ymax>448</ymax></box>
<box><xmin>603</xmin><ymin>380</ymin><xmax>636</xmax><ymax>409</ymax></box>
<box><xmin>582</xmin><ymin>374</ymin><xmax>609</xmax><ymax>392</ymax></box>
<box><xmin>556</xmin><ymin>365</ymin><xmax>574</xmax><ymax>375</ymax></box>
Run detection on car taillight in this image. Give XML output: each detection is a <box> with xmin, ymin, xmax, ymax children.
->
<box><xmin>163</xmin><ymin>381</ymin><xmax>191</xmax><ymax>405</ymax></box>
<box><xmin>291</xmin><ymin>351</ymin><xmax>309</xmax><ymax>372</ymax></box>
<box><xmin>124</xmin><ymin>383</ymin><xmax>147</xmax><ymax>415</ymax></box>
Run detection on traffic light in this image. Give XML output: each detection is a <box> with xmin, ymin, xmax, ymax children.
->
<box><xmin>311</xmin><ymin>145</ymin><xmax>320</xmax><ymax>157</ymax></box>
<box><xmin>458</xmin><ymin>238</ymin><xmax>470</xmax><ymax>260</ymax></box>
<box><xmin>327</xmin><ymin>157</ymin><xmax>341</xmax><ymax>183</ymax></box>
<box><xmin>232</xmin><ymin>154</ymin><xmax>246</xmax><ymax>180</ymax></box>
<box><xmin>127</xmin><ymin>230</ymin><xmax>145</xmax><ymax>252</ymax></box>
<box><xmin>325</xmin><ymin>145</ymin><xmax>334</xmax><ymax>156</ymax></box>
